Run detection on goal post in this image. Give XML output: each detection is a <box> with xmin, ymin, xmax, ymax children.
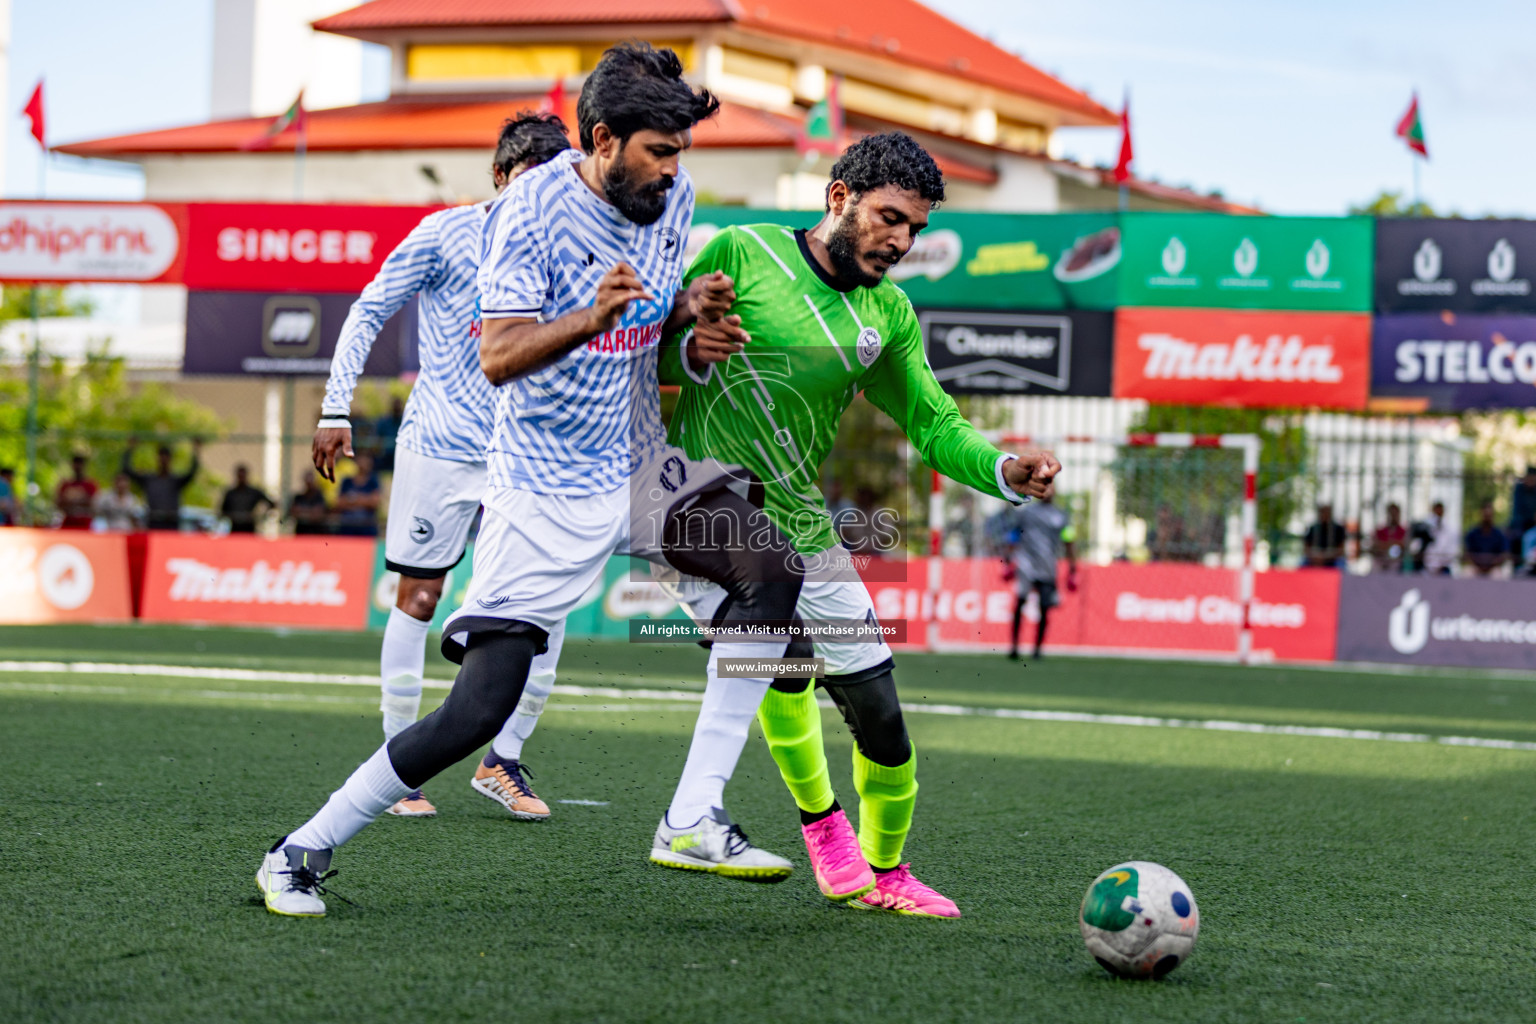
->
<box><xmin>925</xmin><ymin>432</ymin><xmax>1261</xmax><ymax>663</ymax></box>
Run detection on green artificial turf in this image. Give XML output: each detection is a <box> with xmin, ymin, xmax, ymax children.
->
<box><xmin>2</xmin><ymin>624</ymin><xmax>1533</xmax><ymax>1023</ymax></box>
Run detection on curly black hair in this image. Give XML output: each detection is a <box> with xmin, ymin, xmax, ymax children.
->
<box><xmin>826</xmin><ymin>132</ymin><xmax>946</xmax><ymax>210</ymax></box>
<box><xmin>493</xmin><ymin>111</ymin><xmax>572</xmax><ymax>178</ymax></box>
<box><xmin>577</xmin><ymin>41</ymin><xmax>721</xmax><ymax>152</ymax></box>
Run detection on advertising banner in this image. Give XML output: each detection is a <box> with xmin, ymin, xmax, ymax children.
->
<box><xmin>0</xmin><ymin>201</ymin><xmax>189</xmax><ymax>285</ymax></box>
<box><xmin>139</xmin><ymin>534</ymin><xmax>376</xmax><ymax>629</ymax></box>
<box><xmin>917</xmin><ymin>308</ymin><xmax>1113</xmax><ymax>396</ymax></box>
<box><xmin>1113</xmin><ymin>307</ymin><xmax>1371</xmax><ymax>409</ymax></box>
<box><xmin>1371</xmin><ymin>313</ymin><xmax>1536</xmax><ymax>411</ymax></box>
<box><xmin>365</xmin><ymin>542</ymin><xmax>474</xmax><ymax>632</ymax></box>
<box><xmin>1118</xmin><ymin>213</ymin><xmax>1373</xmax><ymax>311</ymax></box>
<box><xmin>0</xmin><ymin>529</ymin><xmax>133</xmax><ymax>623</ymax></box>
<box><xmin>183</xmin><ymin>290</ymin><xmax>416</xmax><ymax>376</ymax></box>
<box><xmin>1374</xmin><ymin>220</ymin><xmax>1536</xmax><ymax>313</ymax></box>
<box><xmin>181</xmin><ymin>202</ymin><xmax>440</xmax><ymax>293</ymax></box>
<box><xmin>1336</xmin><ymin>574</ymin><xmax>1536</xmax><ymax>670</ymax></box>
<box><xmin>689</xmin><ymin>207</ymin><xmax>1121</xmax><ymax>309</ymax></box>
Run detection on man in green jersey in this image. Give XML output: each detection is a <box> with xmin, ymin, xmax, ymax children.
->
<box><xmin>653</xmin><ymin>133</ymin><xmax>1059</xmax><ymax>917</ymax></box>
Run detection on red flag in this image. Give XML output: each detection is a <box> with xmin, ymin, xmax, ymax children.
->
<box><xmin>1112</xmin><ymin>97</ymin><xmax>1133</xmax><ymax>183</ymax></box>
<box><xmin>1395</xmin><ymin>93</ymin><xmax>1428</xmax><ymax>158</ymax></box>
<box><xmin>21</xmin><ymin>80</ymin><xmax>45</xmax><ymax>149</ymax></box>
<box><xmin>241</xmin><ymin>91</ymin><xmax>305</xmax><ymax>151</ymax></box>
<box><xmin>539</xmin><ymin>79</ymin><xmax>565</xmax><ymax>117</ymax></box>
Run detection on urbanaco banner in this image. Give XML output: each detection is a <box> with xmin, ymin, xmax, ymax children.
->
<box><xmin>1372</xmin><ymin>313</ymin><xmax>1536</xmax><ymax>411</ymax></box>
<box><xmin>917</xmin><ymin>308</ymin><xmax>1113</xmax><ymax>396</ymax></box>
<box><xmin>1113</xmin><ymin>307</ymin><xmax>1371</xmax><ymax>409</ymax></box>
<box><xmin>1118</xmin><ymin>213</ymin><xmax>1373</xmax><ymax>311</ymax></box>
<box><xmin>1375</xmin><ymin>219</ymin><xmax>1536</xmax><ymax>314</ymax></box>
<box><xmin>1336</xmin><ymin>574</ymin><xmax>1536</xmax><ymax>670</ymax></box>
<box><xmin>689</xmin><ymin>207</ymin><xmax>1122</xmax><ymax>309</ymax></box>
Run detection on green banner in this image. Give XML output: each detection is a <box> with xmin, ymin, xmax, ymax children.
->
<box><xmin>1117</xmin><ymin>213</ymin><xmax>1373</xmax><ymax>311</ymax></box>
<box><xmin>690</xmin><ymin>207</ymin><xmax>1121</xmax><ymax>309</ymax></box>
<box><xmin>366</xmin><ymin>542</ymin><xmax>476</xmax><ymax>632</ymax></box>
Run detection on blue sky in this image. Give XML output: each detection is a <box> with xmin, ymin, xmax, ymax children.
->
<box><xmin>9</xmin><ymin>0</ymin><xmax>1536</xmax><ymax>216</ymax></box>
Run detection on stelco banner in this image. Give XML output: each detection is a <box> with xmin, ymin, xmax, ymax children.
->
<box><xmin>917</xmin><ymin>308</ymin><xmax>1113</xmax><ymax>396</ymax></box>
<box><xmin>689</xmin><ymin>207</ymin><xmax>1122</xmax><ymax>309</ymax></box>
<box><xmin>1335</xmin><ymin>575</ymin><xmax>1536</xmax><ymax>670</ymax></box>
<box><xmin>1113</xmin><ymin>307</ymin><xmax>1371</xmax><ymax>409</ymax></box>
<box><xmin>0</xmin><ymin>200</ymin><xmax>439</xmax><ymax>290</ymax></box>
<box><xmin>183</xmin><ymin>290</ymin><xmax>416</xmax><ymax>375</ymax></box>
<box><xmin>1375</xmin><ymin>220</ymin><xmax>1536</xmax><ymax>313</ymax></box>
<box><xmin>1118</xmin><ymin>213</ymin><xmax>1373</xmax><ymax>311</ymax></box>
<box><xmin>1372</xmin><ymin>313</ymin><xmax>1536</xmax><ymax>411</ymax></box>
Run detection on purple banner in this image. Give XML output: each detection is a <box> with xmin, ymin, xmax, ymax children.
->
<box><xmin>1372</xmin><ymin>313</ymin><xmax>1536</xmax><ymax>410</ymax></box>
<box><xmin>1336</xmin><ymin>574</ymin><xmax>1536</xmax><ymax>670</ymax></box>
<box><xmin>183</xmin><ymin>291</ymin><xmax>418</xmax><ymax>376</ymax></box>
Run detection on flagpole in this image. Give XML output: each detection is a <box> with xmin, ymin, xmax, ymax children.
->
<box><xmin>294</xmin><ymin>129</ymin><xmax>305</xmax><ymax>201</ymax></box>
<box><xmin>1411</xmin><ymin>156</ymin><xmax>1420</xmax><ymax>215</ymax></box>
<box><xmin>24</xmin><ymin>144</ymin><xmax>46</xmax><ymax>524</ymax></box>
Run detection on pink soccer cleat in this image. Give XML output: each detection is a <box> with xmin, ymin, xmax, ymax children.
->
<box><xmin>851</xmin><ymin>864</ymin><xmax>962</xmax><ymax>918</ymax></box>
<box><xmin>801</xmin><ymin>810</ymin><xmax>876</xmax><ymax>901</ymax></box>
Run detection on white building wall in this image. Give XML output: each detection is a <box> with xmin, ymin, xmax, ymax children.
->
<box><xmin>211</xmin><ymin>0</ymin><xmax>365</xmax><ymax>118</ymax></box>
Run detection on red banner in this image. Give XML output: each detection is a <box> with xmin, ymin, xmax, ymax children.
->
<box><xmin>0</xmin><ymin>529</ymin><xmax>133</xmax><ymax>623</ymax></box>
<box><xmin>138</xmin><ymin>534</ymin><xmax>376</xmax><ymax>629</ymax></box>
<box><xmin>181</xmin><ymin>202</ymin><xmax>440</xmax><ymax>293</ymax></box>
<box><xmin>1113</xmin><ymin>307</ymin><xmax>1371</xmax><ymax>409</ymax></box>
<box><xmin>862</xmin><ymin>558</ymin><xmax>1339</xmax><ymax>662</ymax></box>
<box><xmin>0</xmin><ymin>201</ymin><xmax>188</xmax><ymax>284</ymax></box>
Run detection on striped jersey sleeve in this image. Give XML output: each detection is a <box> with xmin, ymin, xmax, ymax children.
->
<box><xmin>322</xmin><ymin>214</ymin><xmax>445</xmax><ymax>416</ymax></box>
<box><xmin>478</xmin><ymin>185</ymin><xmax>549</xmax><ymax>320</ymax></box>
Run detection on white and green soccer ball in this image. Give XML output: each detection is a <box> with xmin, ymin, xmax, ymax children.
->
<box><xmin>1079</xmin><ymin>861</ymin><xmax>1199</xmax><ymax>979</ymax></box>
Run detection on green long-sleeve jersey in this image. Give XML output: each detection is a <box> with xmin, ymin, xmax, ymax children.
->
<box><xmin>659</xmin><ymin>223</ymin><xmax>1020</xmax><ymax>555</ymax></box>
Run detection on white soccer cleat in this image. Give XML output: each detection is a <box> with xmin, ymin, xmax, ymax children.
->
<box><xmin>255</xmin><ymin>841</ymin><xmax>336</xmax><ymax>917</ymax></box>
<box><xmin>649</xmin><ymin>807</ymin><xmax>793</xmax><ymax>883</ymax></box>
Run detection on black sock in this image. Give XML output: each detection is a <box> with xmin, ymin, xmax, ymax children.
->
<box><xmin>799</xmin><ymin>800</ymin><xmax>841</xmax><ymax>826</ymax></box>
<box><xmin>873</xmin><ymin>864</ymin><xmax>900</xmax><ymax>874</ymax></box>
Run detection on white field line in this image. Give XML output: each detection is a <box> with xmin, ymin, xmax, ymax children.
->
<box><xmin>3</xmin><ymin>661</ymin><xmax>1536</xmax><ymax>753</ymax></box>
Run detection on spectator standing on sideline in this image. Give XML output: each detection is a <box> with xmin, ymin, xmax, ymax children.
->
<box><xmin>990</xmin><ymin>495</ymin><xmax>1077</xmax><ymax>661</ymax></box>
<box><xmin>93</xmin><ymin>473</ymin><xmax>145</xmax><ymax>531</ymax></box>
<box><xmin>1411</xmin><ymin>501</ymin><xmax>1458</xmax><ymax>575</ymax></box>
<box><xmin>335</xmin><ymin>453</ymin><xmax>381</xmax><ymax>537</ymax></box>
<box><xmin>1464</xmin><ymin>502</ymin><xmax>1510</xmax><ymax>576</ymax></box>
<box><xmin>1371</xmin><ymin>503</ymin><xmax>1408</xmax><ymax>573</ymax></box>
<box><xmin>123</xmin><ymin>439</ymin><xmax>201</xmax><ymax>530</ymax></box>
<box><xmin>220</xmin><ymin>464</ymin><xmax>275</xmax><ymax>534</ymax></box>
<box><xmin>0</xmin><ymin>467</ymin><xmax>16</xmax><ymax>525</ymax></box>
<box><xmin>1303</xmin><ymin>503</ymin><xmax>1347</xmax><ymax>568</ymax></box>
<box><xmin>55</xmin><ymin>454</ymin><xmax>98</xmax><ymax>529</ymax></box>
<box><xmin>288</xmin><ymin>473</ymin><xmax>332</xmax><ymax>535</ymax></box>
<box><xmin>1510</xmin><ymin>466</ymin><xmax>1536</xmax><ymax>543</ymax></box>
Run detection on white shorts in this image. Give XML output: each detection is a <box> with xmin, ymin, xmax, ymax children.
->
<box><xmin>442</xmin><ymin>446</ymin><xmax>747</xmax><ymax>658</ymax></box>
<box><xmin>385</xmin><ymin>445</ymin><xmax>487</xmax><ymax>577</ymax></box>
<box><xmin>658</xmin><ymin>544</ymin><xmax>893</xmax><ymax>679</ymax></box>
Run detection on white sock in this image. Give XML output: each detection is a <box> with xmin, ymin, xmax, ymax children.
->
<box><xmin>664</xmin><ymin>641</ymin><xmax>783</xmax><ymax>827</ymax></box>
<box><xmin>380</xmin><ymin>606</ymin><xmax>431</xmax><ymax>740</ymax></box>
<box><xmin>286</xmin><ymin>745</ymin><xmax>414</xmax><ymax>851</ymax></box>
<box><xmin>490</xmin><ymin>622</ymin><xmax>564</xmax><ymax>761</ymax></box>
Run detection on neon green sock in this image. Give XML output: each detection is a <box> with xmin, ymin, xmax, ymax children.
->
<box><xmin>756</xmin><ymin>684</ymin><xmax>835</xmax><ymax>814</ymax></box>
<box><xmin>852</xmin><ymin>747</ymin><xmax>918</xmax><ymax>869</ymax></box>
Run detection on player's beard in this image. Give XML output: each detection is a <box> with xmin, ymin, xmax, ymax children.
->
<box><xmin>825</xmin><ymin>212</ymin><xmax>900</xmax><ymax>289</ymax></box>
<box><xmin>603</xmin><ymin>148</ymin><xmax>672</xmax><ymax>226</ymax></box>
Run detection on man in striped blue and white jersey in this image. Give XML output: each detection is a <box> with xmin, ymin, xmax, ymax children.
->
<box><xmin>312</xmin><ymin>113</ymin><xmax>572</xmax><ymax>822</ymax></box>
<box><xmin>260</xmin><ymin>43</ymin><xmax>804</xmax><ymax>916</ymax></box>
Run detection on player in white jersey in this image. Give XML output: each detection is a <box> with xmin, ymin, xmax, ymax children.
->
<box><xmin>258</xmin><ymin>44</ymin><xmax>804</xmax><ymax>916</ymax></box>
<box><xmin>313</xmin><ymin>113</ymin><xmax>573</xmax><ymax>820</ymax></box>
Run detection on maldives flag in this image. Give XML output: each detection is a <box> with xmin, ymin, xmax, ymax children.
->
<box><xmin>21</xmin><ymin>80</ymin><xmax>44</xmax><ymax>149</ymax></box>
<box><xmin>1395</xmin><ymin>93</ymin><xmax>1427</xmax><ymax>158</ymax></box>
<box><xmin>241</xmin><ymin>91</ymin><xmax>306</xmax><ymax>151</ymax></box>
<box><xmin>1112</xmin><ymin>96</ymin><xmax>1133</xmax><ymax>183</ymax></box>
<box><xmin>797</xmin><ymin>76</ymin><xmax>843</xmax><ymax>156</ymax></box>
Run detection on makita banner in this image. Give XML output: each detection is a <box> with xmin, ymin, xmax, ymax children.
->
<box><xmin>1375</xmin><ymin>220</ymin><xmax>1536</xmax><ymax>313</ymax></box>
<box><xmin>1372</xmin><ymin>313</ymin><xmax>1536</xmax><ymax>410</ymax></box>
<box><xmin>0</xmin><ymin>201</ymin><xmax>189</xmax><ymax>284</ymax></box>
<box><xmin>917</xmin><ymin>308</ymin><xmax>1113</xmax><ymax>396</ymax></box>
<box><xmin>181</xmin><ymin>202</ymin><xmax>439</xmax><ymax>293</ymax></box>
<box><xmin>139</xmin><ymin>534</ymin><xmax>376</xmax><ymax>628</ymax></box>
<box><xmin>1118</xmin><ymin>213</ymin><xmax>1373</xmax><ymax>311</ymax></box>
<box><xmin>1113</xmin><ymin>308</ymin><xmax>1371</xmax><ymax>409</ymax></box>
<box><xmin>1336</xmin><ymin>574</ymin><xmax>1536</xmax><ymax>670</ymax></box>
<box><xmin>183</xmin><ymin>290</ymin><xmax>416</xmax><ymax>376</ymax></box>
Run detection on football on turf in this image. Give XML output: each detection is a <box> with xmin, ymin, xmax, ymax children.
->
<box><xmin>1079</xmin><ymin>861</ymin><xmax>1199</xmax><ymax>979</ymax></box>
